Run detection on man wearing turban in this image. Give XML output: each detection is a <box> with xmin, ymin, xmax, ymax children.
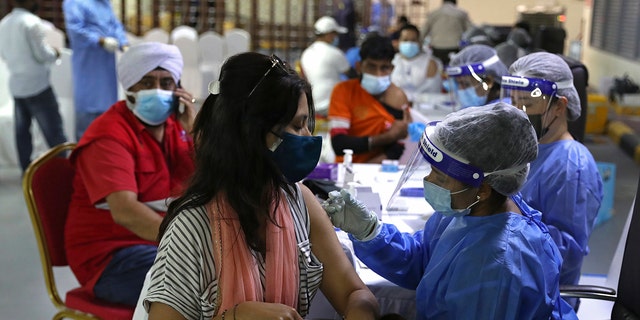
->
<box><xmin>64</xmin><ymin>42</ymin><xmax>197</xmax><ymax>307</ymax></box>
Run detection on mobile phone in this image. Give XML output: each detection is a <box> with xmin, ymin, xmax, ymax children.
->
<box><xmin>173</xmin><ymin>81</ymin><xmax>182</xmax><ymax>114</ymax></box>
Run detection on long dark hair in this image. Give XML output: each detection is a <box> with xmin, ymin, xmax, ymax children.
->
<box><xmin>159</xmin><ymin>52</ymin><xmax>314</xmax><ymax>251</ymax></box>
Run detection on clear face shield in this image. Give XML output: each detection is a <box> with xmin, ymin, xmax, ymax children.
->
<box><xmin>387</xmin><ymin>121</ymin><xmax>485</xmax><ymax>211</ymax></box>
<box><xmin>500</xmin><ymin>75</ymin><xmax>570</xmax><ymax>140</ymax></box>
<box><xmin>445</xmin><ymin>55</ymin><xmax>501</xmax><ymax>109</ymax></box>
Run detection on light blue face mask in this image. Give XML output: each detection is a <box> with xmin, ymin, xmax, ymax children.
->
<box><xmin>456</xmin><ymin>86</ymin><xmax>488</xmax><ymax>108</ymax></box>
<box><xmin>399</xmin><ymin>41</ymin><xmax>420</xmax><ymax>59</ymax></box>
<box><xmin>423</xmin><ymin>180</ymin><xmax>479</xmax><ymax>217</ymax></box>
<box><xmin>361</xmin><ymin>73</ymin><xmax>391</xmax><ymax>95</ymax></box>
<box><xmin>331</xmin><ymin>36</ymin><xmax>340</xmax><ymax>47</ymax></box>
<box><xmin>127</xmin><ymin>89</ymin><xmax>175</xmax><ymax>126</ymax></box>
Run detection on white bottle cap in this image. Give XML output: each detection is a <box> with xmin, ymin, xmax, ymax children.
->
<box><xmin>343</xmin><ymin>149</ymin><xmax>353</xmax><ymax>164</ymax></box>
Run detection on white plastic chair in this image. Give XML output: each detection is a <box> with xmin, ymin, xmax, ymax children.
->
<box><xmin>0</xmin><ymin>58</ymin><xmax>11</xmax><ymax>112</ymax></box>
<box><xmin>198</xmin><ymin>31</ymin><xmax>225</xmax><ymax>97</ymax></box>
<box><xmin>142</xmin><ymin>28</ymin><xmax>170</xmax><ymax>44</ymax></box>
<box><xmin>44</xmin><ymin>26</ymin><xmax>66</xmax><ymax>49</ymax></box>
<box><xmin>170</xmin><ymin>25</ymin><xmax>198</xmax><ymax>43</ymax></box>
<box><xmin>224</xmin><ymin>28</ymin><xmax>250</xmax><ymax>58</ymax></box>
<box><xmin>49</xmin><ymin>48</ymin><xmax>76</xmax><ymax>142</ymax></box>
<box><xmin>173</xmin><ymin>37</ymin><xmax>203</xmax><ymax>100</ymax></box>
<box><xmin>50</xmin><ymin>49</ymin><xmax>74</xmax><ymax>100</ymax></box>
<box><xmin>125</xmin><ymin>31</ymin><xmax>142</xmax><ymax>47</ymax></box>
<box><xmin>198</xmin><ymin>31</ymin><xmax>225</xmax><ymax>64</ymax></box>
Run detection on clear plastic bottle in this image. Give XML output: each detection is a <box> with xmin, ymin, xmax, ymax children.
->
<box><xmin>343</xmin><ymin>149</ymin><xmax>354</xmax><ymax>187</ymax></box>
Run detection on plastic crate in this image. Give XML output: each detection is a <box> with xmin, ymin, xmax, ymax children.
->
<box><xmin>613</xmin><ymin>93</ymin><xmax>640</xmax><ymax>115</ymax></box>
<box><xmin>594</xmin><ymin>162</ymin><xmax>616</xmax><ymax>227</ymax></box>
<box><xmin>586</xmin><ymin>94</ymin><xmax>609</xmax><ymax>134</ymax></box>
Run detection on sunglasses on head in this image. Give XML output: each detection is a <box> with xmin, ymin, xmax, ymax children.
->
<box><xmin>247</xmin><ymin>54</ymin><xmax>293</xmax><ymax>98</ymax></box>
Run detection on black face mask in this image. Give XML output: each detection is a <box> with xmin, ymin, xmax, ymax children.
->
<box><xmin>528</xmin><ymin>114</ymin><xmax>544</xmax><ymax>140</ymax></box>
<box><xmin>528</xmin><ymin>113</ymin><xmax>557</xmax><ymax>140</ymax></box>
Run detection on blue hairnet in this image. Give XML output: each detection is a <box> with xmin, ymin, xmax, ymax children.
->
<box><xmin>449</xmin><ymin>44</ymin><xmax>509</xmax><ymax>80</ymax></box>
<box><xmin>509</xmin><ymin>52</ymin><xmax>581</xmax><ymax>121</ymax></box>
<box><xmin>433</xmin><ymin>102</ymin><xmax>538</xmax><ymax>195</ymax></box>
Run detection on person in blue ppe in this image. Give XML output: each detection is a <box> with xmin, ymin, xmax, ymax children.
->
<box><xmin>502</xmin><ymin>52</ymin><xmax>604</xmax><ymax>310</ymax></box>
<box><xmin>322</xmin><ymin>102</ymin><xmax>578</xmax><ymax>320</ymax></box>
<box><xmin>63</xmin><ymin>0</ymin><xmax>129</xmax><ymax>140</ymax></box>
<box><xmin>444</xmin><ymin>44</ymin><xmax>508</xmax><ymax>109</ymax></box>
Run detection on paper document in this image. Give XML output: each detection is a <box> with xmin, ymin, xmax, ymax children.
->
<box><xmin>95</xmin><ymin>198</ymin><xmax>174</xmax><ymax>212</ymax></box>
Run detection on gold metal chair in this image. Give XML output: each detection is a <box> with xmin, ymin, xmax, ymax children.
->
<box><xmin>23</xmin><ymin>142</ymin><xmax>134</xmax><ymax>320</ymax></box>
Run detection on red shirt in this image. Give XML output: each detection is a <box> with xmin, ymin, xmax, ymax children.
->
<box><xmin>65</xmin><ymin>101</ymin><xmax>194</xmax><ymax>292</ymax></box>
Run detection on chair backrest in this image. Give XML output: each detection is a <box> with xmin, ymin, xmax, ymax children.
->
<box><xmin>224</xmin><ymin>28</ymin><xmax>250</xmax><ymax>58</ymax></box>
<box><xmin>559</xmin><ymin>54</ymin><xmax>589</xmax><ymax>143</ymax></box>
<box><xmin>0</xmin><ymin>58</ymin><xmax>11</xmax><ymax>111</ymax></box>
<box><xmin>126</xmin><ymin>31</ymin><xmax>142</xmax><ymax>47</ymax></box>
<box><xmin>22</xmin><ymin>142</ymin><xmax>76</xmax><ymax>308</ymax></box>
<box><xmin>44</xmin><ymin>26</ymin><xmax>66</xmax><ymax>49</ymax></box>
<box><xmin>142</xmin><ymin>28</ymin><xmax>170</xmax><ymax>44</ymax></box>
<box><xmin>198</xmin><ymin>31</ymin><xmax>225</xmax><ymax>66</ymax></box>
<box><xmin>612</xmin><ymin>174</ymin><xmax>640</xmax><ymax>318</ymax></box>
<box><xmin>173</xmin><ymin>36</ymin><xmax>203</xmax><ymax>99</ymax></box>
<box><xmin>50</xmin><ymin>48</ymin><xmax>74</xmax><ymax>100</ymax></box>
<box><xmin>170</xmin><ymin>25</ymin><xmax>198</xmax><ymax>43</ymax></box>
<box><xmin>173</xmin><ymin>37</ymin><xmax>199</xmax><ymax>68</ymax></box>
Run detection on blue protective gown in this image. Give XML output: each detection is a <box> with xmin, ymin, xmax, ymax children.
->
<box><xmin>521</xmin><ymin>140</ymin><xmax>603</xmax><ymax>289</ymax></box>
<box><xmin>63</xmin><ymin>0</ymin><xmax>128</xmax><ymax>114</ymax></box>
<box><xmin>352</xmin><ymin>194</ymin><xmax>577</xmax><ymax>320</ymax></box>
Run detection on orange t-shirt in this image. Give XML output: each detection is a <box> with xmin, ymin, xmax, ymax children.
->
<box><xmin>329</xmin><ymin>79</ymin><xmax>396</xmax><ymax>163</ymax></box>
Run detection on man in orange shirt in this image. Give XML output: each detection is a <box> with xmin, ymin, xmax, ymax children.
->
<box><xmin>328</xmin><ymin>34</ymin><xmax>410</xmax><ymax>163</ymax></box>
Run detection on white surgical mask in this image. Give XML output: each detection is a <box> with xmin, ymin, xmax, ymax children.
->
<box><xmin>361</xmin><ymin>73</ymin><xmax>391</xmax><ymax>95</ymax></box>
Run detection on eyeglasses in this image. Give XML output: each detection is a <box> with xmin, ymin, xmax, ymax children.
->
<box><xmin>247</xmin><ymin>54</ymin><xmax>291</xmax><ymax>98</ymax></box>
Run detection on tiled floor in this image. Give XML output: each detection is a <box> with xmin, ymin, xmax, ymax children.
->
<box><xmin>0</xmin><ymin>133</ymin><xmax>637</xmax><ymax>319</ymax></box>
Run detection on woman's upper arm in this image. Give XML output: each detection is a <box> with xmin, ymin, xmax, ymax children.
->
<box><xmin>146</xmin><ymin>209</ymin><xmax>216</xmax><ymax>319</ymax></box>
<box><xmin>426</xmin><ymin>59</ymin><xmax>439</xmax><ymax>78</ymax></box>
<box><xmin>300</xmin><ymin>185</ymin><xmax>369</xmax><ymax>311</ymax></box>
<box><xmin>148</xmin><ymin>302</ymin><xmax>188</xmax><ymax>320</ymax></box>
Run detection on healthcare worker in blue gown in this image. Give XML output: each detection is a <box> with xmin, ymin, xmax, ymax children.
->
<box><xmin>502</xmin><ymin>52</ymin><xmax>603</xmax><ymax>309</ymax></box>
<box><xmin>63</xmin><ymin>0</ymin><xmax>129</xmax><ymax>140</ymax></box>
<box><xmin>322</xmin><ymin>102</ymin><xmax>578</xmax><ymax>319</ymax></box>
<box><xmin>444</xmin><ymin>44</ymin><xmax>509</xmax><ymax>109</ymax></box>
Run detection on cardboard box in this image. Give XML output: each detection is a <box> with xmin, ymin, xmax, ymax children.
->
<box><xmin>307</xmin><ymin>163</ymin><xmax>338</xmax><ymax>181</ymax></box>
<box><xmin>594</xmin><ymin>162</ymin><xmax>616</xmax><ymax>227</ymax></box>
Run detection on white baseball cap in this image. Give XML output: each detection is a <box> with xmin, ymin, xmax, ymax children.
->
<box><xmin>314</xmin><ymin>16</ymin><xmax>347</xmax><ymax>35</ymax></box>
